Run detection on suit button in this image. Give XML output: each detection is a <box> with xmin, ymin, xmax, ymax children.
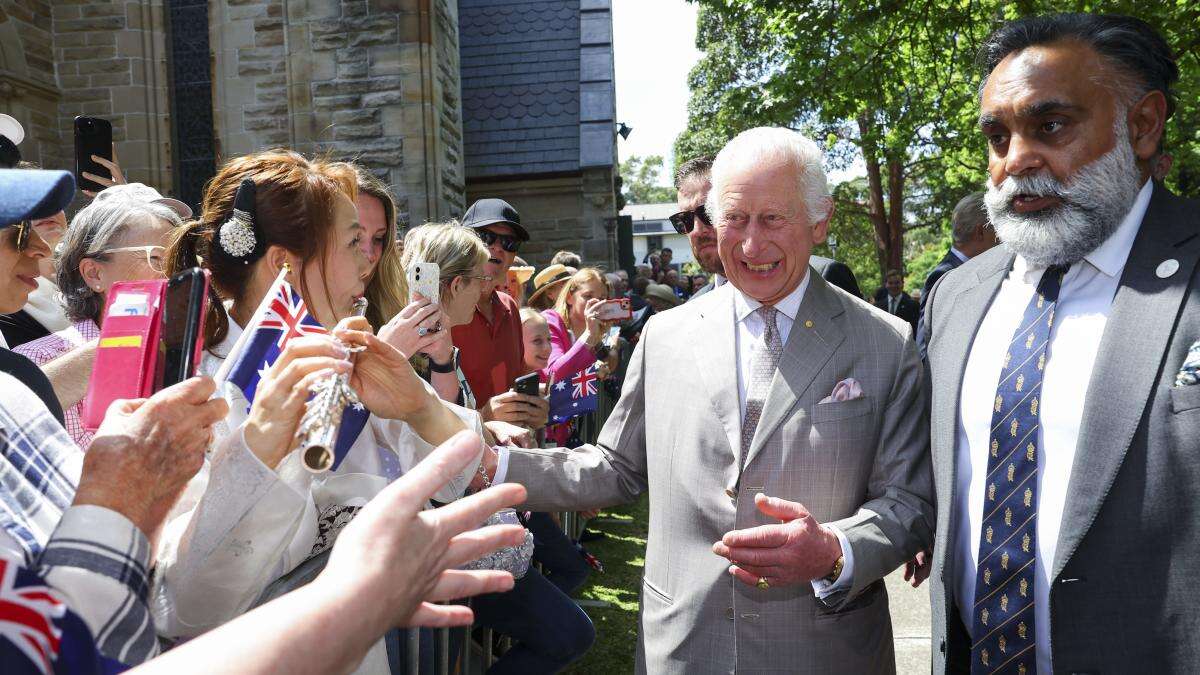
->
<box><xmin>725</xmin><ymin>488</ymin><xmax>737</xmax><ymax>500</ymax></box>
<box><xmin>939</xmin><ymin>640</ymin><xmax>946</xmax><ymax>654</ymax></box>
<box><xmin>725</xmin><ymin>607</ymin><xmax>734</xmax><ymax>620</ymax></box>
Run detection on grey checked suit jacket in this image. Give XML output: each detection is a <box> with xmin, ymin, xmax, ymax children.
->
<box><xmin>924</xmin><ymin>186</ymin><xmax>1200</xmax><ymax>673</ymax></box>
<box><xmin>506</xmin><ymin>273</ymin><xmax>934</xmax><ymax>674</ymax></box>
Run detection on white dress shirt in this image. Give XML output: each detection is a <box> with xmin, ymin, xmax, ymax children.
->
<box><xmin>953</xmin><ymin>180</ymin><xmax>1152</xmax><ymax>673</ymax></box>
<box><xmin>730</xmin><ymin>273</ymin><xmax>853</xmax><ymax>598</ymax></box>
<box><xmin>950</xmin><ymin>247</ymin><xmax>970</xmax><ymax>264</ymax></box>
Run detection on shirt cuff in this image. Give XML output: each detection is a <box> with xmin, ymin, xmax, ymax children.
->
<box><xmin>493</xmin><ymin>446</ymin><xmax>511</xmax><ymax>484</ymax></box>
<box><xmin>39</xmin><ymin>504</ymin><xmax>151</xmax><ymax>596</ymax></box>
<box><xmin>810</xmin><ymin>524</ymin><xmax>854</xmax><ymax>599</ymax></box>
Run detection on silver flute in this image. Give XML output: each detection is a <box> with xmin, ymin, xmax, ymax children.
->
<box><xmin>297</xmin><ymin>297</ymin><xmax>369</xmax><ymax>473</ymax></box>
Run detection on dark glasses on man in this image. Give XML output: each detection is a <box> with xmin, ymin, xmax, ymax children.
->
<box><xmin>476</xmin><ymin>228</ymin><xmax>521</xmax><ymax>253</ymax></box>
<box><xmin>668</xmin><ymin>204</ymin><xmax>711</xmax><ymax>235</ymax></box>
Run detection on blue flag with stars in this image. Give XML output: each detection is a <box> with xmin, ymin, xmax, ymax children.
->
<box><xmin>220</xmin><ymin>273</ymin><xmax>369</xmax><ymax>471</ymax></box>
<box><xmin>549</xmin><ymin>365</ymin><xmax>599</xmax><ymax>424</ymax></box>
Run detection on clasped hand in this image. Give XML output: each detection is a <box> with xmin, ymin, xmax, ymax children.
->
<box><xmin>712</xmin><ymin>493</ymin><xmax>842</xmax><ymax>588</ymax></box>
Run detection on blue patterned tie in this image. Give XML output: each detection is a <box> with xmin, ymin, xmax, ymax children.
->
<box><xmin>970</xmin><ymin>265</ymin><xmax>1068</xmax><ymax>674</ymax></box>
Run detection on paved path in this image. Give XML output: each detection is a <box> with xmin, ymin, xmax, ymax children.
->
<box><xmin>886</xmin><ymin>567</ymin><xmax>932</xmax><ymax>674</ymax></box>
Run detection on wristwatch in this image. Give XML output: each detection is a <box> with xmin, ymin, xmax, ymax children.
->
<box><xmin>428</xmin><ymin>347</ymin><xmax>458</xmax><ymax>374</ymax></box>
<box><xmin>824</xmin><ymin>556</ymin><xmax>845</xmax><ymax>584</ymax></box>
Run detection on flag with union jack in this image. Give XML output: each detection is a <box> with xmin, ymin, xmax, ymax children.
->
<box><xmin>215</xmin><ymin>271</ymin><xmax>369</xmax><ymax>471</ymax></box>
<box><xmin>549</xmin><ymin>365</ymin><xmax>599</xmax><ymax>424</ymax></box>
<box><xmin>0</xmin><ymin>556</ymin><xmax>122</xmax><ymax>674</ymax></box>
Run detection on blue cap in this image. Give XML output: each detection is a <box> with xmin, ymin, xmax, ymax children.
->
<box><xmin>0</xmin><ymin>169</ymin><xmax>75</xmax><ymax>227</ymax></box>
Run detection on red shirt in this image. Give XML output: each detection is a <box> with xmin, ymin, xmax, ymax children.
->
<box><xmin>451</xmin><ymin>290</ymin><xmax>526</xmax><ymax>408</ymax></box>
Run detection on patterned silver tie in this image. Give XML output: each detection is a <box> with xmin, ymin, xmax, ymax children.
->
<box><xmin>741</xmin><ymin>305</ymin><xmax>783</xmax><ymax>467</ymax></box>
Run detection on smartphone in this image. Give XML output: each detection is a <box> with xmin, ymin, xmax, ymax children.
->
<box><xmin>158</xmin><ymin>268</ymin><xmax>210</xmax><ymax>391</ymax></box>
<box><xmin>596</xmin><ymin>298</ymin><xmax>632</xmax><ymax>321</ymax></box>
<box><xmin>513</xmin><ymin>372</ymin><xmax>540</xmax><ymax>397</ymax></box>
<box><xmin>73</xmin><ymin>116</ymin><xmax>112</xmax><ymax>193</ymax></box>
<box><xmin>407</xmin><ymin>261</ymin><xmax>440</xmax><ymax>305</ymax></box>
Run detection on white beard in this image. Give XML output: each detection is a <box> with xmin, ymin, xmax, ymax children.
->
<box><xmin>984</xmin><ymin>118</ymin><xmax>1144</xmax><ymax>267</ymax></box>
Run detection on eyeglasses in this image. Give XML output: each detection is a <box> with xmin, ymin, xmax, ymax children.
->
<box><xmin>14</xmin><ymin>220</ymin><xmax>31</xmax><ymax>252</ymax></box>
<box><xmin>475</xmin><ymin>228</ymin><xmax>521</xmax><ymax>253</ymax></box>
<box><xmin>94</xmin><ymin>245</ymin><xmax>168</xmax><ymax>273</ymax></box>
<box><xmin>668</xmin><ymin>204</ymin><xmax>711</xmax><ymax>235</ymax></box>
<box><xmin>445</xmin><ymin>274</ymin><xmax>494</xmax><ymax>285</ymax></box>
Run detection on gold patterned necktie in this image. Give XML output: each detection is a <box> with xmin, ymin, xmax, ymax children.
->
<box><xmin>740</xmin><ymin>305</ymin><xmax>783</xmax><ymax>468</ymax></box>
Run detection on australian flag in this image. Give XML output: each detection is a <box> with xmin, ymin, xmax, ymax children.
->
<box><xmin>0</xmin><ymin>556</ymin><xmax>125</xmax><ymax>674</ymax></box>
<box><xmin>549</xmin><ymin>365</ymin><xmax>600</xmax><ymax>424</ymax></box>
<box><xmin>220</xmin><ymin>274</ymin><xmax>369</xmax><ymax>471</ymax></box>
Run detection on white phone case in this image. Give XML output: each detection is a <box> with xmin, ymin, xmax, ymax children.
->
<box><xmin>407</xmin><ymin>261</ymin><xmax>440</xmax><ymax>305</ymax></box>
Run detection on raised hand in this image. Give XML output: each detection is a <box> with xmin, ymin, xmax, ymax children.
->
<box><xmin>712</xmin><ymin>493</ymin><xmax>842</xmax><ymax>588</ymax></box>
<box><xmin>378</xmin><ymin>296</ymin><xmax>444</xmax><ymax>359</ymax></box>
<box><xmin>319</xmin><ymin>430</ymin><xmax>528</xmax><ymax>628</ymax></box>
<box><xmin>243</xmin><ymin>336</ymin><xmax>354</xmax><ymax>469</ymax></box>
<box><xmin>81</xmin><ymin>144</ymin><xmax>128</xmax><ymax>197</ymax></box>
<box><xmin>76</xmin><ymin>377</ymin><xmax>229</xmax><ymax>541</ymax></box>
<box><xmin>334</xmin><ymin>316</ymin><xmax>441</xmax><ymax>421</ymax></box>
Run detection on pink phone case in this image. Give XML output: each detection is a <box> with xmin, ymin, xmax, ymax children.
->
<box><xmin>81</xmin><ymin>279</ymin><xmax>166</xmax><ymax>429</ymax></box>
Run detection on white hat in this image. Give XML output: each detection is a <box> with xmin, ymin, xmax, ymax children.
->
<box><xmin>0</xmin><ymin>114</ymin><xmax>24</xmax><ymax>146</ymax></box>
<box><xmin>93</xmin><ymin>182</ymin><xmax>192</xmax><ymax>219</ymax></box>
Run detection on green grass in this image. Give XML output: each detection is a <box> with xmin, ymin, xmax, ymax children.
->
<box><xmin>564</xmin><ymin>494</ymin><xmax>649</xmax><ymax>674</ymax></box>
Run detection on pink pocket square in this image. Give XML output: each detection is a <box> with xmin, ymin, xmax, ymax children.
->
<box><xmin>819</xmin><ymin>378</ymin><xmax>863</xmax><ymax>404</ymax></box>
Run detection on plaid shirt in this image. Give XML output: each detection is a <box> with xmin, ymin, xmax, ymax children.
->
<box><xmin>0</xmin><ymin>371</ymin><xmax>159</xmax><ymax>665</ymax></box>
<box><xmin>14</xmin><ymin>319</ymin><xmax>99</xmax><ymax>450</ymax></box>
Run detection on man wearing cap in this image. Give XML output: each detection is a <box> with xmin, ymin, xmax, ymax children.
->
<box><xmin>0</xmin><ymin>167</ymin><xmax>230</xmax><ymax>666</ymax></box>
<box><xmin>452</xmin><ymin>198</ymin><xmax>548</xmax><ymax>429</ymax></box>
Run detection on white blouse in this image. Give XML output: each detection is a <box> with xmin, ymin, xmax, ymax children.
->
<box><xmin>152</xmin><ymin>316</ymin><xmax>482</xmax><ymax>674</ymax></box>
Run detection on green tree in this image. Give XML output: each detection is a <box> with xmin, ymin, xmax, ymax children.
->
<box><xmin>677</xmin><ymin>1</ymin><xmax>1200</xmax><ymax>285</ymax></box>
<box><xmin>619</xmin><ymin>154</ymin><xmax>676</xmax><ymax>205</ymax></box>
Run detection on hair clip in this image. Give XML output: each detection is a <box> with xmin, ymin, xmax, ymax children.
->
<box><xmin>217</xmin><ymin>178</ymin><xmax>261</xmax><ymax>263</ymax></box>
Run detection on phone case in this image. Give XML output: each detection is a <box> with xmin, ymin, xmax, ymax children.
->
<box><xmin>407</xmin><ymin>261</ymin><xmax>440</xmax><ymax>305</ymax></box>
<box><xmin>81</xmin><ymin>279</ymin><xmax>166</xmax><ymax>429</ymax></box>
<box><xmin>597</xmin><ymin>298</ymin><xmax>632</xmax><ymax>321</ymax></box>
<box><xmin>73</xmin><ymin>116</ymin><xmax>112</xmax><ymax>193</ymax></box>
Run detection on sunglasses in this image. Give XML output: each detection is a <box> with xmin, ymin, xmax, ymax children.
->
<box><xmin>668</xmin><ymin>205</ymin><xmax>711</xmax><ymax>235</ymax></box>
<box><xmin>475</xmin><ymin>228</ymin><xmax>521</xmax><ymax>253</ymax></box>
<box><xmin>14</xmin><ymin>220</ymin><xmax>32</xmax><ymax>252</ymax></box>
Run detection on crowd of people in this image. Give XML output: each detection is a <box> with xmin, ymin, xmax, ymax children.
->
<box><xmin>0</xmin><ymin>10</ymin><xmax>1195</xmax><ymax>675</ymax></box>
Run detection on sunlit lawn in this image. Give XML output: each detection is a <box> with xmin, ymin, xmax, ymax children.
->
<box><xmin>563</xmin><ymin>493</ymin><xmax>649</xmax><ymax>674</ymax></box>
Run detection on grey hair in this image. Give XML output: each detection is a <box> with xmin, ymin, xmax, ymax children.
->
<box><xmin>706</xmin><ymin>127</ymin><xmax>832</xmax><ymax>227</ymax></box>
<box><xmin>951</xmin><ymin>192</ymin><xmax>989</xmax><ymax>245</ymax></box>
<box><xmin>57</xmin><ymin>197</ymin><xmax>182</xmax><ymax>323</ymax></box>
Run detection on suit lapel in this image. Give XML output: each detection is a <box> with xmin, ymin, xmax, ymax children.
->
<box><xmin>689</xmin><ymin>286</ymin><xmax>742</xmax><ymax>469</ymax></box>
<box><xmin>1053</xmin><ymin>187</ymin><xmax>1200</xmax><ymax>578</ymax></box>
<box><xmin>743</xmin><ymin>275</ymin><xmax>844</xmax><ymax>470</ymax></box>
<box><xmin>932</xmin><ymin>250</ymin><xmax>1013</xmax><ymax>577</ymax></box>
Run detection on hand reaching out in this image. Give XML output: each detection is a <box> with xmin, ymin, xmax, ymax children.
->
<box><xmin>81</xmin><ymin>144</ymin><xmax>127</xmax><ymax>197</ymax></box>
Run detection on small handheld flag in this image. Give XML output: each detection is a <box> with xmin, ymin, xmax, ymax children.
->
<box><xmin>549</xmin><ymin>365</ymin><xmax>599</xmax><ymax>424</ymax></box>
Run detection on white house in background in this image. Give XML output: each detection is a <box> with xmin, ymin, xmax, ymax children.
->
<box><xmin>621</xmin><ymin>202</ymin><xmax>694</xmax><ymax>267</ymax></box>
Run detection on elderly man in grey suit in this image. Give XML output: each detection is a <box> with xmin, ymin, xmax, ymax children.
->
<box><xmin>486</xmin><ymin>127</ymin><xmax>933</xmax><ymax>673</ymax></box>
<box><xmin>922</xmin><ymin>14</ymin><xmax>1200</xmax><ymax>674</ymax></box>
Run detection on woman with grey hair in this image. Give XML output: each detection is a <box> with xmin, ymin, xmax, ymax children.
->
<box><xmin>15</xmin><ymin>196</ymin><xmax>182</xmax><ymax>449</ymax></box>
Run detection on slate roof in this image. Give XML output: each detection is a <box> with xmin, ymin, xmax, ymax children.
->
<box><xmin>458</xmin><ymin>0</ymin><xmax>582</xmax><ymax>178</ymax></box>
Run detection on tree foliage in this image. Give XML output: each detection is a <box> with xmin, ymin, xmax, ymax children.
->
<box><xmin>619</xmin><ymin>154</ymin><xmax>676</xmax><ymax>205</ymax></box>
<box><xmin>677</xmin><ymin>1</ymin><xmax>1200</xmax><ymax>286</ymax></box>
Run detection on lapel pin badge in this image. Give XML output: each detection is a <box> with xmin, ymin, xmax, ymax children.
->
<box><xmin>1156</xmin><ymin>259</ymin><xmax>1180</xmax><ymax>279</ymax></box>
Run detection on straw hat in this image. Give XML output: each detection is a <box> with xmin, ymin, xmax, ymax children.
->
<box><xmin>528</xmin><ymin>263</ymin><xmax>575</xmax><ymax>307</ymax></box>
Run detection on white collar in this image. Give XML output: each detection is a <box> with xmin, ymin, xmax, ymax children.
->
<box><xmin>211</xmin><ymin>301</ymin><xmax>243</xmax><ymax>360</ymax></box>
<box><xmin>713</xmin><ymin>274</ymin><xmax>727</xmax><ymax>287</ymax></box>
<box><xmin>733</xmin><ymin>270</ymin><xmax>810</xmax><ymax>324</ymax></box>
<box><xmin>950</xmin><ymin>247</ymin><xmax>970</xmax><ymax>263</ymax></box>
<box><xmin>1013</xmin><ymin>179</ymin><xmax>1152</xmax><ymax>282</ymax></box>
